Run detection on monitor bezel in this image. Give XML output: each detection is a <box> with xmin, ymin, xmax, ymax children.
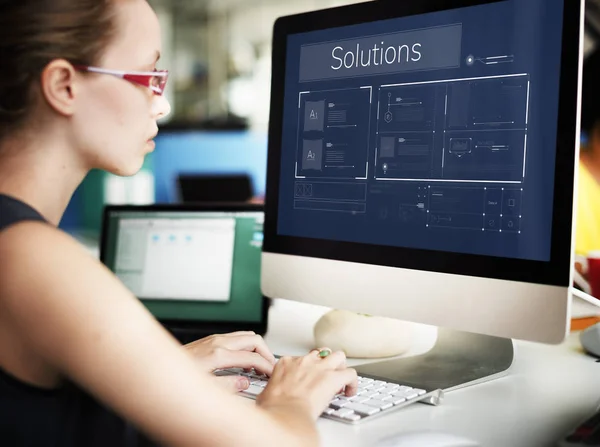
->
<box><xmin>100</xmin><ymin>203</ymin><xmax>269</xmax><ymax>336</ymax></box>
<box><xmin>263</xmin><ymin>0</ymin><xmax>580</xmax><ymax>287</ymax></box>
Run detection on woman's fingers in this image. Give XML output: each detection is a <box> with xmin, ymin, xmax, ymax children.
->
<box><xmin>319</xmin><ymin>350</ymin><xmax>347</xmax><ymax>370</ymax></box>
<box><xmin>258</xmin><ymin>352</ymin><xmax>359</xmax><ymax>421</ymax></box>
<box><xmin>212</xmin><ymin>348</ymin><xmax>275</xmax><ymax>376</ymax></box>
<box><xmin>215</xmin><ymin>334</ymin><xmax>276</xmax><ymax>365</ymax></box>
<box><xmin>330</xmin><ymin>368</ymin><xmax>358</xmax><ymax>397</ymax></box>
<box><xmin>214</xmin><ymin>374</ymin><xmax>251</xmax><ymax>393</ymax></box>
<box><xmin>221</xmin><ymin>331</ymin><xmax>257</xmax><ymax>337</ymax></box>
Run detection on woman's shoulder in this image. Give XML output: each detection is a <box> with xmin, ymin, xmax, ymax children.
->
<box><xmin>0</xmin><ymin>213</ymin><xmax>94</xmax><ymax>306</ymax></box>
<box><xmin>0</xmin><ymin>215</ymin><xmax>91</xmax><ymax>264</ymax></box>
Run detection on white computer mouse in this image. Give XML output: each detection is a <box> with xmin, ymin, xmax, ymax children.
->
<box><xmin>580</xmin><ymin>322</ymin><xmax>600</xmax><ymax>357</ymax></box>
<box><xmin>376</xmin><ymin>430</ymin><xmax>481</xmax><ymax>447</ymax></box>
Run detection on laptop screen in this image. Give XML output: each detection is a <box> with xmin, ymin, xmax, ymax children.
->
<box><xmin>101</xmin><ymin>208</ymin><xmax>264</xmax><ymax>324</ymax></box>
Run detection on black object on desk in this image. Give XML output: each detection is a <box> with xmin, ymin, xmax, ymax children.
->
<box><xmin>177</xmin><ymin>174</ymin><xmax>253</xmax><ymax>203</ymax></box>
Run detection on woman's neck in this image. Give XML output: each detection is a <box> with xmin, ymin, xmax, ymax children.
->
<box><xmin>0</xmin><ymin>137</ymin><xmax>88</xmax><ymax>226</ymax></box>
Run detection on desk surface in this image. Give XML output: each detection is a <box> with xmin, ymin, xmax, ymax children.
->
<box><xmin>264</xmin><ymin>299</ymin><xmax>600</xmax><ymax>447</ymax></box>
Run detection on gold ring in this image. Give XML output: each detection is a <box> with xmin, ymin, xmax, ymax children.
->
<box><xmin>318</xmin><ymin>348</ymin><xmax>332</xmax><ymax>358</ymax></box>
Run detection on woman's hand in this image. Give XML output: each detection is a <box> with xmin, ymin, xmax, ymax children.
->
<box><xmin>256</xmin><ymin>349</ymin><xmax>358</xmax><ymax>420</ymax></box>
<box><xmin>184</xmin><ymin>331</ymin><xmax>276</xmax><ymax>389</ymax></box>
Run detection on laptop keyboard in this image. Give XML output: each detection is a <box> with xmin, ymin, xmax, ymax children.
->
<box><xmin>214</xmin><ymin>367</ymin><xmax>444</xmax><ymax>424</ymax></box>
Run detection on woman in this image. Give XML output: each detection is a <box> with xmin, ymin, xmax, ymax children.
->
<box><xmin>0</xmin><ymin>1</ymin><xmax>357</xmax><ymax>446</ymax></box>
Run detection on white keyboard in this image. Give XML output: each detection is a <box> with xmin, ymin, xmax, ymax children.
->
<box><xmin>214</xmin><ymin>367</ymin><xmax>444</xmax><ymax>424</ymax></box>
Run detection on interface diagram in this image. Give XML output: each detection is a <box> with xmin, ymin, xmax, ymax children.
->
<box><xmin>372</xmin><ymin>74</ymin><xmax>529</xmax><ymax>233</ymax></box>
<box><xmin>295</xmin><ymin>87</ymin><xmax>371</xmax><ymax>213</ymax></box>
<box><xmin>375</xmin><ymin>74</ymin><xmax>529</xmax><ymax>182</ymax></box>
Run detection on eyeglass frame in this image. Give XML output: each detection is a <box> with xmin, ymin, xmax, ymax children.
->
<box><xmin>73</xmin><ymin>65</ymin><xmax>169</xmax><ymax>96</ymax></box>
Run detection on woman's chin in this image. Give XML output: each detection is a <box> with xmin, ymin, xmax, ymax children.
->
<box><xmin>105</xmin><ymin>159</ymin><xmax>145</xmax><ymax>177</ymax></box>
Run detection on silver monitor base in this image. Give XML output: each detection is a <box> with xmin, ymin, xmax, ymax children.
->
<box><xmin>355</xmin><ymin>328</ymin><xmax>514</xmax><ymax>392</ymax></box>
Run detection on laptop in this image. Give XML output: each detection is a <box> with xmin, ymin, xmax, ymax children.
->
<box><xmin>100</xmin><ymin>203</ymin><xmax>268</xmax><ymax>344</ymax></box>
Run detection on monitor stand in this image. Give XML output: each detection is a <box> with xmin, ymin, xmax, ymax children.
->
<box><xmin>354</xmin><ymin>327</ymin><xmax>514</xmax><ymax>392</ymax></box>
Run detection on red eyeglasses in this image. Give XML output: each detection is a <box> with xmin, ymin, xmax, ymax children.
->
<box><xmin>73</xmin><ymin>65</ymin><xmax>169</xmax><ymax>96</ymax></box>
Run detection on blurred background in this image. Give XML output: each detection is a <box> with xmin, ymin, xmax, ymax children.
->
<box><xmin>61</xmin><ymin>0</ymin><xmax>600</xmax><ymax>241</ymax></box>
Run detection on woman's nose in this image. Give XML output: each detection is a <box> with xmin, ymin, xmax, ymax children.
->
<box><xmin>152</xmin><ymin>95</ymin><xmax>171</xmax><ymax>120</ymax></box>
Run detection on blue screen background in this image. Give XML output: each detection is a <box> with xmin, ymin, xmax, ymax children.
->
<box><xmin>277</xmin><ymin>0</ymin><xmax>564</xmax><ymax>262</ymax></box>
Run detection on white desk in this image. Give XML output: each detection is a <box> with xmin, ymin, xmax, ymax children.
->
<box><xmin>264</xmin><ymin>299</ymin><xmax>600</xmax><ymax>447</ymax></box>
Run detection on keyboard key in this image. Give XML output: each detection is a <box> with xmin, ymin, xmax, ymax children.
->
<box><xmin>381</xmin><ymin>385</ymin><xmax>400</xmax><ymax>394</ymax></box>
<box><xmin>364</xmin><ymin>399</ymin><xmax>393</xmax><ymax>410</ymax></box>
<box><xmin>369</xmin><ymin>386</ymin><xmax>386</xmax><ymax>393</ymax></box>
<box><xmin>332</xmin><ymin>409</ymin><xmax>354</xmax><ymax>418</ymax></box>
<box><xmin>361</xmin><ymin>391</ymin><xmax>381</xmax><ymax>399</ymax></box>
<box><xmin>344</xmin><ymin>413</ymin><xmax>362</xmax><ymax>422</ymax></box>
<box><xmin>242</xmin><ymin>385</ymin><xmax>264</xmax><ymax>396</ymax></box>
<box><xmin>330</xmin><ymin>399</ymin><xmax>350</xmax><ymax>409</ymax></box>
<box><xmin>349</xmin><ymin>395</ymin><xmax>372</xmax><ymax>403</ymax></box>
<box><xmin>392</xmin><ymin>389</ymin><xmax>419</xmax><ymax>400</ymax></box>
<box><xmin>344</xmin><ymin>402</ymin><xmax>381</xmax><ymax>416</ymax></box>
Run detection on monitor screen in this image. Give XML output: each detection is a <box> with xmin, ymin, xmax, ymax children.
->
<box><xmin>276</xmin><ymin>0</ymin><xmax>564</xmax><ymax>263</ymax></box>
<box><xmin>151</xmin><ymin>130</ymin><xmax>267</xmax><ymax>203</ymax></box>
<box><xmin>102</xmin><ymin>209</ymin><xmax>264</xmax><ymax>323</ymax></box>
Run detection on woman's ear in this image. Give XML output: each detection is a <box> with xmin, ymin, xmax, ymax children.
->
<box><xmin>40</xmin><ymin>59</ymin><xmax>77</xmax><ymax>117</ymax></box>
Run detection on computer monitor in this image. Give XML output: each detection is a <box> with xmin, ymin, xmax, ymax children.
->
<box><xmin>262</xmin><ymin>0</ymin><xmax>583</xmax><ymax>390</ymax></box>
<box><xmin>151</xmin><ymin>128</ymin><xmax>267</xmax><ymax>204</ymax></box>
<box><xmin>100</xmin><ymin>204</ymin><xmax>268</xmax><ymax>343</ymax></box>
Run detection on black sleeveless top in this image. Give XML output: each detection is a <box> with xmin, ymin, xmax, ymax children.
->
<box><xmin>0</xmin><ymin>194</ymin><xmax>151</xmax><ymax>446</ymax></box>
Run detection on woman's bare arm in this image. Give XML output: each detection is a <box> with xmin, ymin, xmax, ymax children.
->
<box><xmin>0</xmin><ymin>222</ymin><xmax>318</xmax><ymax>447</ymax></box>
